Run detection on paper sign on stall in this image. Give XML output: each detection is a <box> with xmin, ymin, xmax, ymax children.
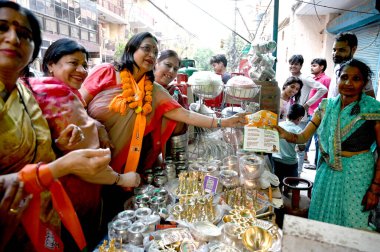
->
<box><xmin>243</xmin><ymin>110</ymin><xmax>280</xmax><ymax>153</ymax></box>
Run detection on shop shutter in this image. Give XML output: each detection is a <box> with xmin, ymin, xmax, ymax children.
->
<box><xmin>351</xmin><ymin>22</ymin><xmax>380</xmax><ymax>94</ymax></box>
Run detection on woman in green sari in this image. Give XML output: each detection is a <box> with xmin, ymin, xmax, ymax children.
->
<box><xmin>276</xmin><ymin>58</ymin><xmax>380</xmax><ymax>229</ymax></box>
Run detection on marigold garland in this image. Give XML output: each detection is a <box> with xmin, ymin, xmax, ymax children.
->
<box><xmin>109</xmin><ymin>69</ymin><xmax>153</xmax><ymax>116</ymax></box>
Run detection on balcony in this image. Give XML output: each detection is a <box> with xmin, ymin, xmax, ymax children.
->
<box><xmin>97</xmin><ymin>0</ymin><xmax>127</xmax><ymax>24</ymax></box>
<box><xmin>128</xmin><ymin>5</ymin><xmax>155</xmax><ymax>32</ymax></box>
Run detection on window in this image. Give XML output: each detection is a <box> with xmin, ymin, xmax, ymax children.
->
<box><xmin>71</xmin><ymin>26</ymin><xmax>79</xmax><ymax>38</ymax></box>
<box><xmin>81</xmin><ymin>29</ymin><xmax>88</xmax><ymax>41</ymax></box>
<box><xmin>46</xmin><ymin>1</ymin><xmax>55</xmax><ymax>16</ymax></box>
<box><xmin>59</xmin><ymin>23</ymin><xmax>69</xmax><ymax>35</ymax></box>
<box><xmin>42</xmin><ymin>40</ymin><xmax>51</xmax><ymax>48</ymax></box>
<box><xmin>55</xmin><ymin>4</ymin><xmax>62</xmax><ymax>19</ymax></box>
<box><xmin>45</xmin><ymin>18</ymin><xmax>57</xmax><ymax>33</ymax></box>
<box><xmin>89</xmin><ymin>32</ymin><xmax>97</xmax><ymax>43</ymax></box>
<box><xmin>69</xmin><ymin>11</ymin><xmax>75</xmax><ymax>23</ymax></box>
<box><xmin>30</xmin><ymin>0</ymin><xmax>37</xmax><ymax>10</ymax></box>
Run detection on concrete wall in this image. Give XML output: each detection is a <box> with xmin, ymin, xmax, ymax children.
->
<box><xmin>276</xmin><ymin>13</ymin><xmax>336</xmax><ymax>86</ymax></box>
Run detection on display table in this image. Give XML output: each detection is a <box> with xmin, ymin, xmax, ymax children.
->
<box><xmin>282</xmin><ymin>215</ymin><xmax>380</xmax><ymax>252</ymax></box>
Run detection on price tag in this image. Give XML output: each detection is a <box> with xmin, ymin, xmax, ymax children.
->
<box><xmin>203</xmin><ymin>175</ymin><xmax>219</xmax><ymax>194</ymax></box>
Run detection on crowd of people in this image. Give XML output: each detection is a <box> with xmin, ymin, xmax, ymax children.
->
<box><xmin>1</xmin><ymin>0</ymin><xmax>380</xmax><ymax>251</ymax></box>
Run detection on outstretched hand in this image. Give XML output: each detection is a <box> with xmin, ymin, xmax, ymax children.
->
<box><xmin>49</xmin><ymin>148</ymin><xmax>111</xmax><ymax>180</ymax></box>
<box><xmin>224</xmin><ymin>112</ymin><xmax>251</xmax><ymax>128</ymax></box>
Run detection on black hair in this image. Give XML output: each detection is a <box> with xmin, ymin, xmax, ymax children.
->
<box><xmin>335</xmin><ymin>32</ymin><xmax>358</xmax><ymax>49</ymax></box>
<box><xmin>42</xmin><ymin>38</ymin><xmax>88</xmax><ymax>75</ymax></box>
<box><xmin>210</xmin><ymin>54</ymin><xmax>228</xmax><ymax>67</ymax></box>
<box><xmin>282</xmin><ymin>76</ymin><xmax>303</xmax><ymax>103</ymax></box>
<box><xmin>157</xmin><ymin>49</ymin><xmax>180</xmax><ymax>64</ymax></box>
<box><xmin>0</xmin><ymin>0</ymin><xmax>42</xmax><ymax>72</ymax></box>
<box><xmin>288</xmin><ymin>54</ymin><xmax>304</xmax><ymax>66</ymax></box>
<box><xmin>114</xmin><ymin>32</ymin><xmax>158</xmax><ymax>82</ymax></box>
<box><xmin>287</xmin><ymin>104</ymin><xmax>305</xmax><ymax>121</ymax></box>
<box><xmin>337</xmin><ymin>58</ymin><xmax>373</xmax><ymax>86</ymax></box>
<box><xmin>311</xmin><ymin>58</ymin><xmax>327</xmax><ymax>72</ymax></box>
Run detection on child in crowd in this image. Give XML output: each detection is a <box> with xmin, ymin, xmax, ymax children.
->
<box><xmin>279</xmin><ymin>76</ymin><xmax>303</xmax><ymax>122</ymax></box>
<box><xmin>272</xmin><ymin>104</ymin><xmax>305</xmax><ymax>189</ymax></box>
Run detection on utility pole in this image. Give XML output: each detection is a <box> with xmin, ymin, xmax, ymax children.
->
<box><xmin>272</xmin><ymin>0</ymin><xmax>279</xmax><ymax>71</ymax></box>
<box><xmin>232</xmin><ymin>0</ymin><xmax>238</xmax><ymax>71</ymax></box>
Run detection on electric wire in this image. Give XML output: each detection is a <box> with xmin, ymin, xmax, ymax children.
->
<box><xmin>146</xmin><ymin>0</ymin><xmax>198</xmax><ymax>39</ymax></box>
<box><xmin>294</xmin><ymin>0</ymin><xmax>380</xmax><ymax>15</ymax></box>
<box><xmin>186</xmin><ymin>0</ymin><xmax>251</xmax><ymax>43</ymax></box>
<box><xmin>312</xmin><ymin>0</ymin><xmax>321</xmax><ymax>22</ymax></box>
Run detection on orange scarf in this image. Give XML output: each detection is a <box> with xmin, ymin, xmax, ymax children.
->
<box><xmin>109</xmin><ymin>70</ymin><xmax>153</xmax><ymax>173</ymax></box>
<box><xmin>18</xmin><ymin>164</ymin><xmax>87</xmax><ymax>252</ymax></box>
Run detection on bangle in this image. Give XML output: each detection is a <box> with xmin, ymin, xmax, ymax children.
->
<box><xmin>217</xmin><ymin>118</ymin><xmax>222</xmax><ymax>128</ymax></box>
<box><xmin>211</xmin><ymin>117</ymin><xmax>215</xmax><ymax>128</ymax></box>
<box><xmin>113</xmin><ymin>173</ymin><xmax>121</xmax><ymax>185</ymax></box>
<box><xmin>309</xmin><ymin>120</ymin><xmax>318</xmax><ymax>128</ymax></box>
<box><xmin>36</xmin><ymin>162</ymin><xmax>47</xmax><ymax>189</ymax></box>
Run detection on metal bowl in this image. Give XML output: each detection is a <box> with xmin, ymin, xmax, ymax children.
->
<box><xmin>190</xmin><ymin>84</ymin><xmax>224</xmax><ymax>99</ymax></box>
<box><xmin>242</xmin><ymin>226</ymin><xmax>273</xmax><ymax>252</ymax></box>
<box><xmin>240</xmin><ymin>155</ymin><xmax>264</xmax><ymax>179</ymax></box>
<box><xmin>225</xmin><ymin>84</ymin><xmax>260</xmax><ymax>100</ymax></box>
<box><xmin>117</xmin><ymin>210</ymin><xmax>135</xmax><ymax>222</ymax></box>
<box><xmin>191</xmin><ymin>221</ymin><xmax>221</xmax><ymax>242</ymax></box>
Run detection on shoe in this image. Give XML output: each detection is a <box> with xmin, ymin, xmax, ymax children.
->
<box><xmin>304</xmin><ymin>164</ymin><xmax>316</xmax><ymax>170</ymax></box>
<box><xmin>304</xmin><ymin>159</ymin><xmax>310</xmax><ymax>163</ymax></box>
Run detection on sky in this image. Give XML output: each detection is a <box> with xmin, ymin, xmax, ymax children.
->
<box><xmin>151</xmin><ymin>0</ymin><xmax>261</xmax><ymax>49</ymax></box>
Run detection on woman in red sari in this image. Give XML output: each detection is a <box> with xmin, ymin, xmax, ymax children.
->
<box><xmin>80</xmin><ymin>32</ymin><xmax>248</xmax><ymax>226</ymax></box>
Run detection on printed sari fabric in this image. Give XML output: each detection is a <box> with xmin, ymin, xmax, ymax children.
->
<box><xmin>29</xmin><ymin>77</ymin><xmax>103</xmax><ymax>248</ymax></box>
<box><xmin>0</xmin><ymin>81</ymin><xmax>59</xmax><ymax>251</ymax></box>
<box><xmin>309</xmin><ymin>94</ymin><xmax>380</xmax><ymax>229</ymax></box>
<box><xmin>84</xmin><ymin>64</ymin><xmax>181</xmax><ymax>174</ymax></box>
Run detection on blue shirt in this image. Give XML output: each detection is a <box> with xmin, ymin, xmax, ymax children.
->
<box><xmin>272</xmin><ymin>120</ymin><xmax>302</xmax><ymax>165</ymax></box>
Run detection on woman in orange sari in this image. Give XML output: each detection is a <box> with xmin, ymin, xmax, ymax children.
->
<box><xmin>80</xmin><ymin>32</ymin><xmax>248</xmax><ymax>226</ymax></box>
<box><xmin>0</xmin><ymin>1</ymin><xmax>111</xmax><ymax>251</ymax></box>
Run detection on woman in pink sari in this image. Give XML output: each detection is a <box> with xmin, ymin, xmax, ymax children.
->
<box><xmin>29</xmin><ymin>38</ymin><xmax>140</xmax><ymax>250</ymax></box>
<box><xmin>80</xmin><ymin>32</ymin><xmax>248</xmax><ymax>225</ymax></box>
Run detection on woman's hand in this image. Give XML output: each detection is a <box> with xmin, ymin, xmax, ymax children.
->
<box><xmin>0</xmin><ymin>176</ymin><xmax>32</xmax><ymax>251</ymax></box>
<box><xmin>55</xmin><ymin>124</ymin><xmax>84</xmax><ymax>150</ymax></box>
<box><xmin>48</xmin><ymin>148</ymin><xmax>111</xmax><ymax>180</ymax></box>
<box><xmin>223</xmin><ymin>112</ymin><xmax>250</xmax><ymax>128</ymax></box>
<box><xmin>119</xmin><ymin>172</ymin><xmax>141</xmax><ymax>188</ymax></box>
<box><xmin>361</xmin><ymin>189</ymin><xmax>380</xmax><ymax>211</ymax></box>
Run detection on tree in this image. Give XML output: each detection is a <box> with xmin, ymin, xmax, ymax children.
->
<box><xmin>225</xmin><ymin>33</ymin><xmax>246</xmax><ymax>72</ymax></box>
<box><xmin>114</xmin><ymin>41</ymin><xmax>127</xmax><ymax>61</ymax></box>
<box><xmin>193</xmin><ymin>48</ymin><xmax>215</xmax><ymax>71</ymax></box>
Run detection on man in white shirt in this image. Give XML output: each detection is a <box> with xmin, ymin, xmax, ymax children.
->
<box><xmin>328</xmin><ymin>32</ymin><xmax>375</xmax><ymax>98</ymax></box>
<box><xmin>288</xmin><ymin>54</ymin><xmax>328</xmax><ymax>174</ymax></box>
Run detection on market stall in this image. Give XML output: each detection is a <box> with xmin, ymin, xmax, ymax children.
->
<box><xmin>96</xmin><ymin>41</ymin><xmax>283</xmax><ymax>252</ymax></box>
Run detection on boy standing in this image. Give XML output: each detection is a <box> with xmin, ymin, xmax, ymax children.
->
<box><xmin>272</xmin><ymin>104</ymin><xmax>305</xmax><ymax>188</ymax></box>
<box><xmin>304</xmin><ymin>58</ymin><xmax>331</xmax><ymax>168</ymax></box>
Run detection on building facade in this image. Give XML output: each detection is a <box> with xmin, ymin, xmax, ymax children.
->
<box><xmin>275</xmin><ymin>0</ymin><xmax>380</xmax><ymax>98</ymax></box>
